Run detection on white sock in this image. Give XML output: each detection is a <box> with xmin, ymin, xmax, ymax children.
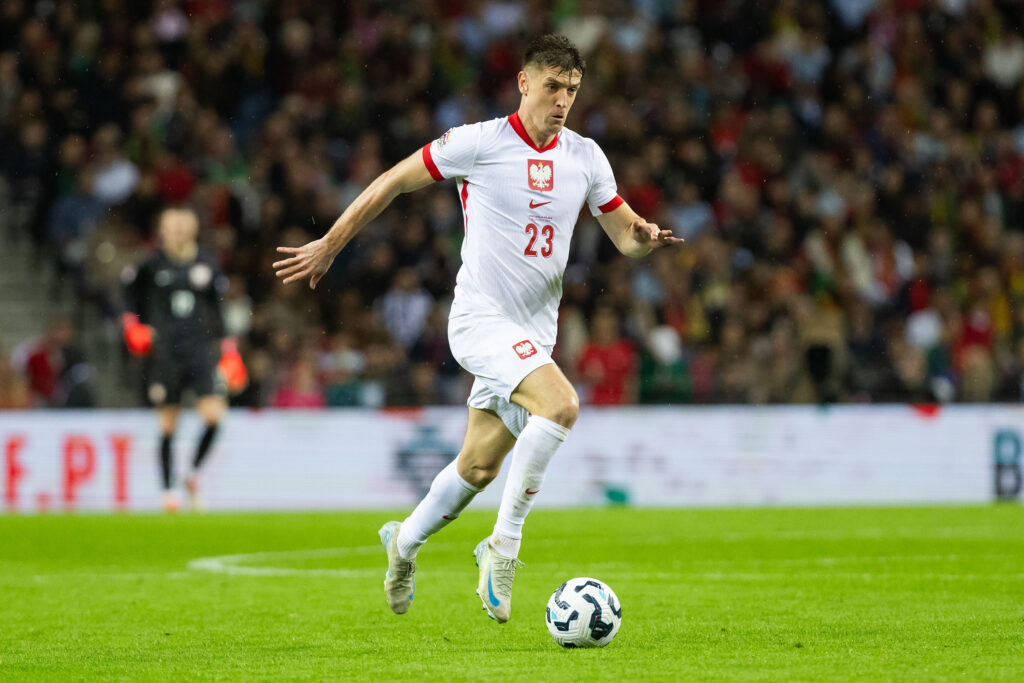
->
<box><xmin>397</xmin><ymin>458</ymin><xmax>481</xmax><ymax>560</ymax></box>
<box><xmin>492</xmin><ymin>415</ymin><xmax>570</xmax><ymax>557</ymax></box>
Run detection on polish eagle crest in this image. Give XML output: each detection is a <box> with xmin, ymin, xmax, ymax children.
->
<box><xmin>528</xmin><ymin>160</ymin><xmax>553</xmax><ymax>191</ymax></box>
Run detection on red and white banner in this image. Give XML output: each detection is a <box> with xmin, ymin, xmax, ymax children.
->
<box><xmin>1</xmin><ymin>406</ymin><xmax>1021</xmax><ymax>512</ymax></box>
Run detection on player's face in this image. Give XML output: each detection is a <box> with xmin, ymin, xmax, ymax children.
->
<box><xmin>159</xmin><ymin>210</ymin><xmax>198</xmax><ymax>253</ymax></box>
<box><xmin>520</xmin><ymin>65</ymin><xmax>582</xmax><ymax>136</ymax></box>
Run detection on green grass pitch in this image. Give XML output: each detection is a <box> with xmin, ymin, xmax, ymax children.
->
<box><xmin>1</xmin><ymin>506</ymin><xmax>1022</xmax><ymax>681</ymax></box>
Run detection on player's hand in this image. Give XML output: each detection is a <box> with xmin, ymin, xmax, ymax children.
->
<box><xmin>629</xmin><ymin>218</ymin><xmax>683</xmax><ymax>249</ymax></box>
<box><xmin>273</xmin><ymin>238</ymin><xmax>335</xmax><ymax>289</ymax></box>
<box><xmin>121</xmin><ymin>313</ymin><xmax>154</xmax><ymax>356</ymax></box>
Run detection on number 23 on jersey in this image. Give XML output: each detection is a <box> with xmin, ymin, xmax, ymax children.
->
<box><xmin>524</xmin><ymin>223</ymin><xmax>553</xmax><ymax>258</ymax></box>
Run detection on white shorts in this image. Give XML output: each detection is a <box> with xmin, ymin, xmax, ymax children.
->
<box><xmin>448</xmin><ymin>312</ymin><xmax>554</xmax><ymax>438</ymax></box>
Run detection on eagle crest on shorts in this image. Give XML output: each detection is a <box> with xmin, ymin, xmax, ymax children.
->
<box><xmin>528</xmin><ymin>159</ymin><xmax>553</xmax><ymax>191</ymax></box>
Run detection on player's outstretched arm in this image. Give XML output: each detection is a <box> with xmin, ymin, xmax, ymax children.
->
<box><xmin>596</xmin><ymin>202</ymin><xmax>683</xmax><ymax>258</ymax></box>
<box><xmin>273</xmin><ymin>151</ymin><xmax>436</xmax><ymax>288</ymax></box>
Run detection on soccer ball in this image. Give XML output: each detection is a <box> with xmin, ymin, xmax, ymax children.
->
<box><xmin>545</xmin><ymin>577</ymin><xmax>622</xmax><ymax>648</ymax></box>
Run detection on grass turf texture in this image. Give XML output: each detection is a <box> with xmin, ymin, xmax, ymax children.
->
<box><xmin>1</xmin><ymin>506</ymin><xmax>1022</xmax><ymax>681</ymax></box>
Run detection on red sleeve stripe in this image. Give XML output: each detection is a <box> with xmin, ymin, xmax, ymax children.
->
<box><xmin>422</xmin><ymin>143</ymin><xmax>444</xmax><ymax>182</ymax></box>
<box><xmin>460</xmin><ymin>180</ymin><xmax>470</xmax><ymax>235</ymax></box>
<box><xmin>598</xmin><ymin>195</ymin><xmax>624</xmax><ymax>214</ymax></box>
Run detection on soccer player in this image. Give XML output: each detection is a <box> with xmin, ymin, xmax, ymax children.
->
<box><xmin>122</xmin><ymin>207</ymin><xmax>246</xmax><ymax>511</ymax></box>
<box><xmin>273</xmin><ymin>35</ymin><xmax>681</xmax><ymax>622</ymax></box>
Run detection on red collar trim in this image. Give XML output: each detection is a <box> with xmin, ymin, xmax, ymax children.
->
<box><xmin>509</xmin><ymin>112</ymin><xmax>559</xmax><ymax>153</ymax></box>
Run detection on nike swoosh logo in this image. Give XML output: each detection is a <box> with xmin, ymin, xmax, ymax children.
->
<box><xmin>487</xmin><ymin>571</ymin><xmax>501</xmax><ymax>606</ymax></box>
<box><xmin>442</xmin><ymin>514</ymin><xmax>454</xmax><ymax>520</ymax></box>
<box><xmin>529</xmin><ymin>200</ymin><xmax>551</xmax><ymax>208</ymax></box>
<box><xmin>525</xmin><ymin>488</ymin><xmax>539</xmax><ymax>495</ymax></box>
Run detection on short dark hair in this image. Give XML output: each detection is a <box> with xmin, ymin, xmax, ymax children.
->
<box><xmin>523</xmin><ymin>34</ymin><xmax>585</xmax><ymax>77</ymax></box>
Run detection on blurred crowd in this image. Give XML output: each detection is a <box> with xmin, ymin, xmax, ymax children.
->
<box><xmin>4</xmin><ymin>0</ymin><xmax>1024</xmax><ymax>408</ymax></box>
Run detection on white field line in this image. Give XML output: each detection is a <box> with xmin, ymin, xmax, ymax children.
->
<box><xmin>183</xmin><ymin>538</ymin><xmax>578</xmax><ymax>578</ymax></box>
<box><xmin>186</xmin><ymin>543</ymin><xmax>469</xmax><ymax>578</ymax></box>
<box><xmin>188</xmin><ymin>545</ymin><xmax>384</xmax><ymax>578</ymax></box>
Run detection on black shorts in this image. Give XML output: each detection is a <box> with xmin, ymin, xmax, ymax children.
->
<box><xmin>144</xmin><ymin>346</ymin><xmax>224</xmax><ymax>406</ymax></box>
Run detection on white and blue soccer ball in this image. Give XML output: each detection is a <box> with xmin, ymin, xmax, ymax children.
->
<box><xmin>545</xmin><ymin>577</ymin><xmax>622</xmax><ymax>648</ymax></box>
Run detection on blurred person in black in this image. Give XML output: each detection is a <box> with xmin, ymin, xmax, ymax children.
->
<box><xmin>121</xmin><ymin>207</ymin><xmax>246</xmax><ymax>511</ymax></box>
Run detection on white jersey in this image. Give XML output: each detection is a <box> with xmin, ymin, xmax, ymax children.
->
<box><xmin>422</xmin><ymin>113</ymin><xmax>622</xmax><ymax>347</ymax></box>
